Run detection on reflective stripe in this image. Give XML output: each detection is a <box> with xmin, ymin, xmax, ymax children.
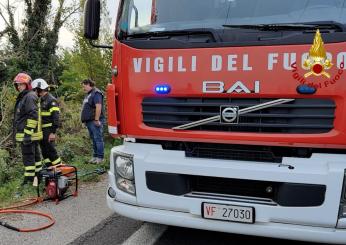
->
<box><xmin>41</xmin><ymin>111</ymin><xmax>51</xmax><ymax>116</ymax></box>
<box><xmin>25</xmin><ymin>166</ymin><xmax>36</xmax><ymax>171</ymax></box>
<box><xmin>16</xmin><ymin>127</ymin><xmax>42</xmax><ymax>142</ymax></box>
<box><xmin>32</xmin><ymin>132</ymin><xmax>43</xmax><ymax>141</ymax></box>
<box><xmin>27</xmin><ymin>119</ymin><xmax>38</xmax><ymax>129</ymax></box>
<box><xmin>50</xmin><ymin>107</ymin><xmax>60</xmax><ymax>112</ymax></box>
<box><xmin>16</xmin><ymin>133</ymin><xmax>24</xmax><ymax>141</ymax></box>
<box><xmin>27</xmin><ymin>123</ymin><xmax>37</xmax><ymax>129</ymax></box>
<box><xmin>42</xmin><ymin>123</ymin><xmax>53</xmax><ymax>128</ymax></box>
<box><xmin>43</xmin><ymin>158</ymin><xmax>51</xmax><ymax>164</ymax></box>
<box><xmin>52</xmin><ymin>158</ymin><xmax>62</xmax><ymax>165</ymax></box>
<box><xmin>24</xmin><ymin>129</ymin><xmax>34</xmax><ymax>135</ymax></box>
<box><xmin>38</xmin><ymin>100</ymin><xmax>42</xmax><ymax>132</ymax></box>
<box><xmin>16</xmin><ymin>136</ymin><xmax>42</xmax><ymax>142</ymax></box>
<box><xmin>35</xmin><ymin>163</ymin><xmax>43</xmax><ymax>172</ymax></box>
<box><xmin>24</xmin><ymin>172</ymin><xmax>35</xmax><ymax>177</ymax></box>
<box><xmin>27</xmin><ymin>119</ymin><xmax>38</xmax><ymax>126</ymax></box>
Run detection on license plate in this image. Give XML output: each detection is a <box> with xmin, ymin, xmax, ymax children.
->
<box><xmin>202</xmin><ymin>202</ymin><xmax>255</xmax><ymax>224</ymax></box>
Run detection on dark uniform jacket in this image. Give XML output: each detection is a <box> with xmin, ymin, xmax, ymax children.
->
<box><xmin>14</xmin><ymin>90</ymin><xmax>42</xmax><ymax>142</ymax></box>
<box><xmin>81</xmin><ymin>88</ymin><xmax>104</xmax><ymax>123</ymax></box>
<box><xmin>40</xmin><ymin>93</ymin><xmax>60</xmax><ymax>133</ymax></box>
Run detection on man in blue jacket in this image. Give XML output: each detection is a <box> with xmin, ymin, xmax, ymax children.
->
<box><xmin>81</xmin><ymin>79</ymin><xmax>105</xmax><ymax>164</ymax></box>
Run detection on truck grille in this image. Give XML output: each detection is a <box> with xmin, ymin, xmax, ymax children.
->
<box><xmin>146</xmin><ymin>171</ymin><xmax>326</xmax><ymax>206</ymax></box>
<box><xmin>142</xmin><ymin>97</ymin><xmax>335</xmax><ymax>133</ymax></box>
<box><xmin>190</xmin><ymin>176</ymin><xmax>276</xmax><ymax>199</ymax></box>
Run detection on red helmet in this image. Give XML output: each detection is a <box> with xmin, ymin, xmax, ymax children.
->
<box><xmin>13</xmin><ymin>73</ymin><xmax>32</xmax><ymax>90</ymax></box>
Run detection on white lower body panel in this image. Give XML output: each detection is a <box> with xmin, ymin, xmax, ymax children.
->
<box><xmin>107</xmin><ymin>142</ymin><xmax>346</xmax><ymax>244</ymax></box>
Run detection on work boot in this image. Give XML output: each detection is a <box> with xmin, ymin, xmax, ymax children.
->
<box><xmin>87</xmin><ymin>157</ymin><xmax>97</xmax><ymax>164</ymax></box>
<box><xmin>95</xmin><ymin>158</ymin><xmax>104</xmax><ymax>164</ymax></box>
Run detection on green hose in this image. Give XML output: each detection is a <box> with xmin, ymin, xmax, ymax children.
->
<box><xmin>77</xmin><ymin>167</ymin><xmax>106</xmax><ymax>177</ymax></box>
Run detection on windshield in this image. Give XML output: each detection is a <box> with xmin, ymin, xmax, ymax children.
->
<box><xmin>118</xmin><ymin>0</ymin><xmax>346</xmax><ymax>35</ymax></box>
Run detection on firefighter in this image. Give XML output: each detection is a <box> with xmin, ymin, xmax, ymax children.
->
<box><xmin>31</xmin><ymin>78</ymin><xmax>62</xmax><ymax>167</ymax></box>
<box><xmin>13</xmin><ymin>73</ymin><xmax>42</xmax><ymax>186</ymax></box>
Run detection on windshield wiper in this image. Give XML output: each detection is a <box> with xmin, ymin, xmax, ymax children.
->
<box><xmin>124</xmin><ymin>29</ymin><xmax>219</xmax><ymax>41</ymax></box>
<box><xmin>223</xmin><ymin>23</ymin><xmax>317</xmax><ymax>31</ymax></box>
<box><xmin>302</xmin><ymin>21</ymin><xmax>345</xmax><ymax>32</ymax></box>
<box><xmin>223</xmin><ymin>21</ymin><xmax>345</xmax><ymax>32</ymax></box>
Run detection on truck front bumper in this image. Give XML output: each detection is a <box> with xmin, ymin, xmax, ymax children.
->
<box><xmin>107</xmin><ymin>141</ymin><xmax>346</xmax><ymax>244</ymax></box>
<box><xmin>107</xmin><ymin>196</ymin><xmax>346</xmax><ymax>244</ymax></box>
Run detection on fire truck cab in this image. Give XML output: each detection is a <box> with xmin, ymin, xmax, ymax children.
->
<box><xmin>84</xmin><ymin>1</ymin><xmax>346</xmax><ymax>243</ymax></box>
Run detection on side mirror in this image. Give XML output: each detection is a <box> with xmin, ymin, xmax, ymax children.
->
<box><xmin>84</xmin><ymin>0</ymin><xmax>101</xmax><ymax>40</ymax></box>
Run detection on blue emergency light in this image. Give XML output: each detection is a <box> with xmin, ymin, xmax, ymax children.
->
<box><xmin>155</xmin><ymin>85</ymin><xmax>171</xmax><ymax>94</ymax></box>
<box><xmin>296</xmin><ymin>85</ymin><xmax>317</xmax><ymax>94</ymax></box>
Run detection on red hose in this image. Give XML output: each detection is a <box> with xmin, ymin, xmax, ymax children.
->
<box><xmin>0</xmin><ymin>209</ymin><xmax>55</xmax><ymax>232</ymax></box>
<box><xmin>0</xmin><ymin>197</ymin><xmax>42</xmax><ymax>211</ymax></box>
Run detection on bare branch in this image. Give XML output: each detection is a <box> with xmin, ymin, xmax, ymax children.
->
<box><xmin>0</xmin><ymin>0</ymin><xmax>20</xmax><ymax>48</ymax></box>
<box><xmin>0</xmin><ymin>28</ymin><xmax>41</xmax><ymax>63</ymax></box>
<box><xmin>24</xmin><ymin>0</ymin><xmax>32</xmax><ymax>14</ymax></box>
<box><xmin>0</xmin><ymin>3</ymin><xmax>11</xmax><ymax>27</ymax></box>
<box><xmin>60</xmin><ymin>6</ymin><xmax>80</xmax><ymax>25</ymax></box>
<box><xmin>7</xmin><ymin>0</ymin><xmax>16</xmax><ymax>28</ymax></box>
<box><xmin>0</xmin><ymin>103</ymin><xmax>6</xmax><ymax>128</ymax></box>
<box><xmin>0</xmin><ymin>28</ymin><xmax>8</xmax><ymax>38</ymax></box>
<box><xmin>0</xmin><ymin>82</ymin><xmax>13</xmax><ymax>149</ymax></box>
<box><xmin>0</xmin><ymin>133</ymin><xmax>13</xmax><ymax>149</ymax></box>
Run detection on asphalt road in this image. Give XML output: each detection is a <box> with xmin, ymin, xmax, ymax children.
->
<box><xmin>70</xmin><ymin>214</ymin><xmax>143</xmax><ymax>245</ymax></box>
<box><xmin>0</xmin><ymin>175</ymin><xmax>113</xmax><ymax>245</ymax></box>
<box><xmin>155</xmin><ymin>226</ymin><xmax>324</xmax><ymax>245</ymax></box>
<box><xmin>71</xmin><ymin>218</ymin><xmax>326</xmax><ymax>245</ymax></box>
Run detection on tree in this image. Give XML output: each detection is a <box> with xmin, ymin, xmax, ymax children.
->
<box><xmin>58</xmin><ymin>0</ymin><xmax>113</xmax><ymax>98</ymax></box>
<box><xmin>0</xmin><ymin>0</ymin><xmax>80</xmax><ymax>84</ymax></box>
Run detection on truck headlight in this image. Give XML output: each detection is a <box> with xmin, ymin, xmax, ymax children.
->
<box><xmin>116</xmin><ymin>177</ymin><xmax>136</xmax><ymax>195</ymax></box>
<box><xmin>339</xmin><ymin>170</ymin><xmax>346</xmax><ymax>218</ymax></box>
<box><xmin>115</xmin><ymin>155</ymin><xmax>134</xmax><ymax>180</ymax></box>
<box><xmin>113</xmin><ymin>152</ymin><xmax>136</xmax><ymax>196</ymax></box>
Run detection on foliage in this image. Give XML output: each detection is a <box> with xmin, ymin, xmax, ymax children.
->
<box><xmin>57</xmin><ymin>0</ymin><xmax>113</xmax><ymax>98</ymax></box>
<box><xmin>0</xmin><ymin>82</ymin><xmax>23</xmax><ymax>193</ymax></box>
<box><xmin>0</xmin><ymin>0</ymin><xmax>80</xmax><ymax>84</ymax></box>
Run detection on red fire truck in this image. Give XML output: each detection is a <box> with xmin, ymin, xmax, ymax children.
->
<box><xmin>84</xmin><ymin>0</ymin><xmax>346</xmax><ymax>243</ymax></box>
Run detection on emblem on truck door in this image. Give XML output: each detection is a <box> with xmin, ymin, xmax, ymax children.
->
<box><xmin>291</xmin><ymin>29</ymin><xmax>344</xmax><ymax>90</ymax></box>
<box><xmin>303</xmin><ymin>29</ymin><xmax>333</xmax><ymax>78</ymax></box>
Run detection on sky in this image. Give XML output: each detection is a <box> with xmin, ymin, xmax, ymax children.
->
<box><xmin>0</xmin><ymin>0</ymin><xmax>119</xmax><ymax>49</ymax></box>
<box><xmin>59</xmin><ymin>0</ymin><xmax>119</xmax><ymax>48</ymax></box>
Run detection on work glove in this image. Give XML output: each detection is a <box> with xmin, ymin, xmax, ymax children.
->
<box><xmin>23</xmin><ymin>134</ymin><xmax>32</xmax><ymax>145</ymax></box>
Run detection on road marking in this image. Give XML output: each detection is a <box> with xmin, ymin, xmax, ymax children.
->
<box><xmin>122</xmin><ymin>223</ymin><xmax>167</xmax><ymax>245</ymax></box>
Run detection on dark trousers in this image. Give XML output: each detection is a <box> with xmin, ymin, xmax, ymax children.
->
<box><xmin>39</xmin><ymin>129</ymin><xmax>61</xmax><ymax>167</ymax></box>
<box><xmin>21</xmin><ymin>142</ymin><xmax>41</xmax><ymax>182</ymax></box>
